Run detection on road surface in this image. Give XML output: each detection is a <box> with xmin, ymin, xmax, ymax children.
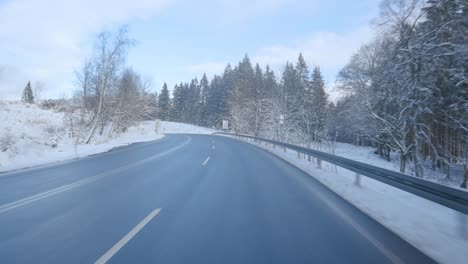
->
<box><xmin>0</xmin><ymin>134</ymin><xmax>435</xmax><ymax>263</ymax></box>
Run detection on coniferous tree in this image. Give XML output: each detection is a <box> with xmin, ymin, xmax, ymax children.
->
<box><xmin>249</xmin><ymin>63</ymin><xmax>269</xmax><ymax>136</ymax></box>
<box><xmin>158</xmin><ymin>83</ymin><xmax>171</xmax><ymax>121</ymax></box>
<box><xmin>295</xmin><ymin>54</ymin><xmax>313</xmax><ymax>143</ymax></box>
<box><xmin>296</xmin><ymin>53</ymin><xmax>310</xmax><ymax>94</ymax></box>
<box><xmin>186</xmin><ymin>78</ymin><xmax>201</xmax><ymax>124</ymax></box>
<box><xmin>310</xmin><ymin>66</ymin><xmax>328</xmax><ymax>142</ymax></box>
<box><xmin>199</xmin><ymin>73</ymin><xmax>210</xmax><ymax>127</ymax></box>
<box><xmin>21</xmin><ymin>81</ymin><xmax>34</xmax><ymax>103</ymax></box>
<box><xmin>171</xmin><ymin>83</ymin><xmax>185</xmax><ymax>122</ymax></box>
<box><xmin>264</xmin><ymin>65</ymin><xmax>277</xmax><ymax>98</ymax></box>
<box><xmin>207</xmin><ymin>75</ymin><xmax>226</xmax><ymax>127</ymax></box>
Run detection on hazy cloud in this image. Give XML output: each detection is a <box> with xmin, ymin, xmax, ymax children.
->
<box><xmin>0</xmin><ymin>0</ymin><xmax>170</xmax><ymax>100</ymax></box>
<box><xmin>253</xmin><ymin>26</ymin><xmax>373</xmax><ymax>79</ymax></box>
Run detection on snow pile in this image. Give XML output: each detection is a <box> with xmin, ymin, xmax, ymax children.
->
<box><xmin>240</xmin><ymin>139</ymin><xmax>468</xmax><ymax>264</ymax></box>
<box><xmin>0</xmin><ymin>101</ymin><xmax>163</xmax><ymax>173</ymax></box>
<box><xmin>159</xmin><ymin>121</ymin><xmax>215</xmax><ymax>134</ymax></box>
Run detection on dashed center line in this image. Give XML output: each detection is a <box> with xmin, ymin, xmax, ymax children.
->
<box><xmin>212</xmin><ymin>145</ymin><xmax>215</xmax><ymax>150</ymax></box>
<box><xmin>202</xmin><ymin>156</ymin><xmax>211</xmax><ymax>166</ymax></box>
<box><xmin>95</xmin><ymin>208</ymin><xmax>162</xmax><ymax>264</ymax></box>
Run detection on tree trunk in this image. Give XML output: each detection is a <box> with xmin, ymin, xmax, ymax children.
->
<box><xmin>413</xmin><ymin>152</ymin><xmax>424</xmax><ymax>178</ymax></box>
<box><xmin>85</xmin><ymin>92</ymin><xmax>104</xmax><ymax>144</ymax></box>
<box><xmin>461</xmin><ymin>164</ymin><xmax>468</xmax><ymax>189</ymax></box>
<box><xmin>400</xmin><ymin>154</ymin><xmax>407</xmax><ymax>173</ymax></box>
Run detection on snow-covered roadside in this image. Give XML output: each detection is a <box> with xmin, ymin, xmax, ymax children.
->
<box><xmin>159</xmin><ymin>121</ymin><xmax>216</xmax><ymax>134</ymax></box>
<box><xmin>0</xmin><ymin>120</ymin><xmax>165</xmax><ymax>173</ymax></box>
<box><xmin>312</xmin><ymin>141</ymin><xmax>464</xmax><ymax>188</ymax></box>
<box><xmin>0</xmin><ymin>101</ymin><xmax>214</xmax><ymax>173</ymax></box>
<box><xmin>236</xmin><ymin>138</ymin><xmax>468</xmax><ymax>264</ymax></box>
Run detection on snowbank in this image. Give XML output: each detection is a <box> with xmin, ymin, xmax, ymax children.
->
<box><xmin>312</xmin><ymin>141</ymin><xmax>464</xmax><ymax>188</ymax></box>
<box><xmin>0</xmin><ymin>101</ymin><xmax>213</xmax><ymax>173</ymax></box>
<box><xmin>237</xmin><ymin>138</ymin><xmax>468</xmax><ymax>264</ymax></box>
<box><xmin>159</xmin><ymin>121</ymin><xmax>215</xmax><ymax>134</ymax></box>
<box><xmin>0</xmin><ymin>101</ymin><xmax>164</xmax><ymax>173</ymax></box>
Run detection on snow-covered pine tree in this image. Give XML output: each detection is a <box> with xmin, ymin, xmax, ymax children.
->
<box><xmin>310</xmin><ymin>66</ymin><xmax>328</xmax><ymax>143</ymax></box>
<box><xmin>21</xmin><ymin>81</ymin><xmax>34</xmax><ymax>103</ymax></box>
<box><xmin>247</xmin><ymin>63</ymin><xmax>269</xmax><ymax>137</ymax></box>
<box><xmin>199</xmin><ymin>73</ymin><xmax>210</xmax><ymax>127</ymax></box>
<box><xmin>186</xmin><ymin>78</ymin><xmax>201</xmax><ymax>124</ymax></box>
<box><xmin>295</xmin><ymin>54</ymin><xmax>313</xmax><ymax>144</ymax></box>
<box><xmin>158</xmin><ymin>83</ymin><xmax>171</xmax><ymax>121</ymax></box>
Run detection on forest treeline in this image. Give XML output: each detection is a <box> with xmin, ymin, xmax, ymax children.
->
<box><xmin>73</xmin><ymin>0</ymin><xmax>467</xmax><ymax>184</ymax></box>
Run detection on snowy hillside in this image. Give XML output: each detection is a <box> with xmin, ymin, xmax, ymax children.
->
<box><xmin>0</xmin><ymin>101</ymin><xmax>214</xmax><ymax>173</ymax></box>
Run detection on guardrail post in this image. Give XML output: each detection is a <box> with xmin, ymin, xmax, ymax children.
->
<box><xmin>457</xmin><ymin>212</ymin><xmax>467</xmax><ymax>240</ymax></box>
<box><xmin>354</xmin><ymin>173</ymin><xmax>361</xmax><ymax>187</ymax></box>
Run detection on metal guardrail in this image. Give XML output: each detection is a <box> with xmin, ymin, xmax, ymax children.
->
<box><xmin>215</xmin><ymin>132</ymin><xmax>468</xmax><ymax>215</ymax></box>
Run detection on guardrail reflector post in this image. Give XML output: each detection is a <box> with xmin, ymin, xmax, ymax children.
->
<box><xmin>354</xmin><ymin>173</ymin><xmax>361</xmax><ymax>187</ymax></box>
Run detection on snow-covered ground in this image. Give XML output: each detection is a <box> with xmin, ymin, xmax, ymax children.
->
<box><xmin>0</xmin><ymin>101</ymin><xmax>214</xmax><ymax>173</ymax></box>
<box><xmin>237</xmin><ymin>138</ymin><xmax>468</xmax><ymax>264</ymax></box>
<box><xmin>159</xmin><ymin>121</ymin><xmax>215</xmax><ymax>134</ymax></box>
<box><xmin>310</xmin><ymin>140</ymin><xmax>464</xmax><ymax>188</ymax></box>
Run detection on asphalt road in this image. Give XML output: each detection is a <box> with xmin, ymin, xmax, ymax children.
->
<box><xmin>0</xmin><ymin>134</ymin><xmax>435</xmax><ymax>264</ymax></box>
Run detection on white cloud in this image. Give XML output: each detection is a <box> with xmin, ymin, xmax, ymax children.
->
<box><xmin>253</xmin><ymin>26</ymin><xmax>373</xmax><ymax>77</ymax></box>
<box><xmin>212</xmin><ymin>0</ymin><xmax>310</xmax><ymax>23</ymax></box>
<box><xmin>0</xmin><ymin>0</ymin><xmax>170</xmax><ymax>100</ymax></box>
<box><xmin>171</xmin><ymin>0</ymin><xmax>320</xmax><ymax>27</ymax></box>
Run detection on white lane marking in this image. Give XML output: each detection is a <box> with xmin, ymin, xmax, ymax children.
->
<box><xmin>0</xmin><ymin>137</ymin><xmax>191</xmax><ymax>214</ymax></box>
<box><xmin>202</xmin><ymin>156</ymin><xmax>211</xmax><ymax>166</ymax></box>
<box><xmin>212</xmin><ymin>145</ymin><xmax>215</xmax><ymax>150</ymax></box>
<box><xmin>95</xmin><ymin>208</ymin><xmax>162</xmax><ymax>264</ymax></box>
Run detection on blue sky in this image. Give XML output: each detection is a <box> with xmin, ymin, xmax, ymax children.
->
<box><xmin>0</xmin><ymin>0</ymin><xmax>379</xmax><ymax>99</ymax></box>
